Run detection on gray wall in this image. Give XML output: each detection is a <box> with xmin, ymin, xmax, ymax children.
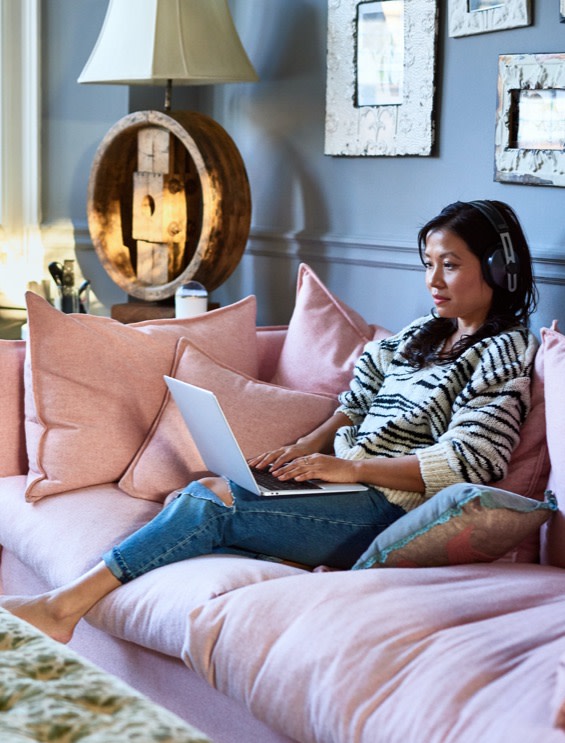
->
<box><xmin>41</xmin><ymin>0</ymin><xmax>565</xmax><ymax>335</ymax></box>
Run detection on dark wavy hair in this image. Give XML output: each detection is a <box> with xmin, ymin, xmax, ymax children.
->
<box><xmin>403</xmin><ymin>200</ymin><xmax>537</xmax><ymax>368</ymax></box>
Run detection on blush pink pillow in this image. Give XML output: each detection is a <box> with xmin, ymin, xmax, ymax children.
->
<box><xmin>270</xmin><ymin>263</ymin><xmax>390</xmax><ymax>396</ymax></box>
<box><xmin>0</xmin><ymin>340</ymin><xmax>27</xmax><ymax>476</ymax></box>
<box><xmin>539</xmin><ymin>325</ymin><xmax>565</xmax><ymax>568</ymax></box>
<box><xmin>119</xmin><ymin>338</ymin><xmax>338</xmax><ymax>501</ymax></box>
<box><xmin>24</xmin><ymin>293</ymin><xmax>258</xmax><ymax>502</ymax></box>
<box><xmin>494</xmin><ymin>344</ymin><xmax>550</xmax><ymax>562</ymax></box>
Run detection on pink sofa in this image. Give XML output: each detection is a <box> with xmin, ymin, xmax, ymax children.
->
<box><xmin>2</xmin><ymin>264</ymin><xmax>565</xmax><ymax>743</ymax></box>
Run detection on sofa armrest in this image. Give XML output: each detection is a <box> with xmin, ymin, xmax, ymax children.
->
<box><xmin>256</xmin><ymin>326</ymin><xmax>288</xmax><ymax>381</ymax></box>
<box><xmin>0</xmin><ymin>340</ymin><xmax>27</xmax><ymax>476</ymax></box>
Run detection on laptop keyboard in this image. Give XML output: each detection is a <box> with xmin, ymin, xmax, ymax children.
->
<box><xmin>250</xmin><ymin>466</ymin><xmax>323</xmax><ymax>492</ymax></box>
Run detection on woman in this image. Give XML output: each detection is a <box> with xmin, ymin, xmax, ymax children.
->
<box><xmin>1</xmin><ymin>200</ymin><xmax>539</xmax><ymax>643</ymax></box>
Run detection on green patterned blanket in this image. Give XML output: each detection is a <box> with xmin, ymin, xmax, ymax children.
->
<box><xmin>0</xmin><ymin>608</ymin><xmax>210</xmax><ymax>742</ymax></box>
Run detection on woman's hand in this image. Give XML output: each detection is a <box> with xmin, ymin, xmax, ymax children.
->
<box><xmin>271</xmin><ymin>453</ymin><xmax>358</xmax><ymax>484</ymax></box>
<box><xmin>248</xmin><ymin>443</ymin><xmax>317</xmax><ymax>473</ymax></box>
<box><xmin>247</xmin><ymin>411</ymin><xmax>356</xmax><ymax>482</ymax></box>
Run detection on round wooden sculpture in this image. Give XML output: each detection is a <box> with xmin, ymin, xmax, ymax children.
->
<box><xmin>87</xmin><ymin>110</ymin><xmax>251</xmax><ymax>301</ymax></box>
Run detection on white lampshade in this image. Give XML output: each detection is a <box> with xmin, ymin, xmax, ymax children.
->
<box><xmin>78</xmin><ymin>0</ymin><xmax>258</xmax><ymax>86</ymax></box>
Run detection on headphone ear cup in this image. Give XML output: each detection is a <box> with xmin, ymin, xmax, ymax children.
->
<box><xmin>483</xmin><ymin>248</ymin><xmax>520</xmax><ymax>290</ymax></box>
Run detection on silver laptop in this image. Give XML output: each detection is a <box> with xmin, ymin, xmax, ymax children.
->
<box><xmin>164</xmin><ymin>376</ymin><xmax>368</xmax><ymax>497</ymax></box>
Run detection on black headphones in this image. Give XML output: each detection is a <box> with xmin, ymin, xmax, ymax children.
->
<box><xmin>468</xmin><ymin>200</ymin><xmax>519</xmax><ymax>293</ymax></box>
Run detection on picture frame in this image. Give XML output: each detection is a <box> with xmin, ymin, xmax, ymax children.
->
<box><xmin>449</xmin><ymin>0</ymin><xmax>531</xmax><ymax>38</ymax></box>
<box><xmin>561</xmin><ymin>0</ymin><xmax>565</xmax><ymax>23</ymax></box>
<box><xmin>325</xmin><ymin>0</ymin><xmax>438</xmax><ymax>157</ymax></box>
<box><xmin>494</xmin><ymin>53</ymin><xmax>565</xmax><ymax>188</ymax></box>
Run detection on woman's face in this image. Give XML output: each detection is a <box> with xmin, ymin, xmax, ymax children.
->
<box><xmin>423</xmin><ymin>228</ymin><xmax>494</xmax><ymax>333</ymax></box>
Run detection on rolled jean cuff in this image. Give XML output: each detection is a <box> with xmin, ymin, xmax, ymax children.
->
<box><xmin>101</xmin><ymin>480</ymin><xmax>230</xmax><ymax>584</ymax></box>
<box><xmin>102</xmin><ymin>546</ymin><xmax>133</xmax><ymax>584</ymax></box>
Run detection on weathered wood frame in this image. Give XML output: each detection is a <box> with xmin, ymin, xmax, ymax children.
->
<box><xmin>495</xmin><ymin>53</ymin><xmax>565</xmax><ymax>188</ymax></box>
<box><xmin>324</xmin><ymin>0</ymin><xmax>438</xmax><ymax>157</ymax></box>
<box><xmin>448</xmin><ymin>0</ymin><xmax>531</xmax><ymax>37</ymax></box>
<box><xmin>87</xmin><ymin>110</ymin><xmax>252</xmax><ymax>301</ymax></box>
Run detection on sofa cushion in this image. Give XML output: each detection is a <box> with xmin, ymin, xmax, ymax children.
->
<box><xmin>270</xmin><ymin>263</ymin><xmax>390</xmax><ymax>396</ymax></box>
<box><xmin>493</xmin><ymin>344</ymin><xmax>550</xmax><ymax>562</ymax></box>
<box><xmin>23</xmin><ymin>293</ymin><xmax>258</xmax><ymax>502</ymax></box>
<box><xmin>351</xmin><ymin>484</ymin><xmax>557</xmax><ymax>569</ymax></box>
<box><xmin>0</xmin><ymin>476</ymin><xmax>305</xmax><ymax>659</ymax></box>
<box><xmin>184</xmin><ymin>563</ymin><xmax>565</xmax><ymax>743</ymax></box>
<box><xmin>0</xmin><ymin>340</ymin><xmax>27</xmax><ymax>477</ymax></box>
<box><xmin>496</xmin><ymin>343</ymin><xmax>549</xmax><ymax>501</ymax></box>
<box><xmin>554</xmin><ymin>651</ymin><xmax>565</xmax><ymax>731</ymax></box>
<box><xmin>119</xmin><ymin>339</ymin><xmax>338</xmax><ymax>501</ymax></box>
<box><xmin>540</xmin><ymin>324</ymin><xmax>565</xmax><ymax>568</ymax></box>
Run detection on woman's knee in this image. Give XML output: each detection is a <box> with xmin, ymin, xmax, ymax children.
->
<box><xmin>197</xmin><ymin>477</ymin><xmax>234</xmax><ymax>506</ymax></box>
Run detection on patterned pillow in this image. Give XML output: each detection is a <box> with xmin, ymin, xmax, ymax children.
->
<box><xmin>352</xmin><ymin>484</ymin><xmax>557</xmax><ymax>569</ymax></box>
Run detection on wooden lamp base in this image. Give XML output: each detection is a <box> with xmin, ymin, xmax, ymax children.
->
<box><xmin>87</xmin><ymin>109</ymin><xmax>251</xmax><ymax>304</ymax></box>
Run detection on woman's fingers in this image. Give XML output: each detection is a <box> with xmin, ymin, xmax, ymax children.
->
<box><xmin>272</xmin><ymin>454</ymin><xmax>319</xmax><ymax>480</ymax></box>
<box><xmin>248</xmin><ymin>445</ymin><xmax>310</xmax><ymax>470</ymax></box>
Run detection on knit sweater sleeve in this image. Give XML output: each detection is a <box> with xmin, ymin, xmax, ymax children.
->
<box><xmin>416</xmin><ymin>328</ymin><xmax>539</xmax><ymax>498</ymax></box>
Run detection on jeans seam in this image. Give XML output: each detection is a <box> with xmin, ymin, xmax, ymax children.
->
<box><xmin>237</xmin><ymin>507</ymin><xmax>379</xmax><ymax>529</ymax></box>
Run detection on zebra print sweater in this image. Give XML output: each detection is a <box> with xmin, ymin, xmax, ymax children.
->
<box><xmin>335</xmin><ymin>315</ymin><xmax>538</xmax><ymax>511</ymax></box>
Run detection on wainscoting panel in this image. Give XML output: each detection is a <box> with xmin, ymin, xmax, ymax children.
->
<box><xmin>42</xmin><ymin>222</ymin><xmax>565</xmax><ymax>337</ymax></box>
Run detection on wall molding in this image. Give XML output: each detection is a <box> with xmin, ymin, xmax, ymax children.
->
<box><xmin>246</xmin><ymin>229</ymin><xmax>565</xmax><ymax>287</ymax></box>
<box><xmin>44</xmin><ymin>221</ymin><xmax>565</xmax><ymax>290</ymax></box>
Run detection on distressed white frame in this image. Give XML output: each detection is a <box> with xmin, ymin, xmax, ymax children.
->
<box><xmin>0</xmin><ymin>0</ymin><xmax>41</xmax><ymax>307</ymax></box>
<box><xmin>495</xmin><ymin>53</ymin><xmax>565</xmax><ymax>188</ymax></box>
<box><xmin>325</xmin><ymin>0</ymin><xmax>438</xmax><ymax>157</ymax></box>
<box><xmin>449</xmin><ymin>0</ymin><xmax>531</xmax><ymax>38</ymax></box>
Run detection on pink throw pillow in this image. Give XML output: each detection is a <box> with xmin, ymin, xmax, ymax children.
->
<box><xmin>24</xmin><ymin>293</ymin><xmax>258</xmax><ymax>502</ymax></box>
<box><xmin>119</xmin><ymin>338</ymin><xmax>338</xmax><ymax>501</ymax></box>
<box><xmin>495</xmin><ymin>345</ymin><xmax>550</xmax><ymax>562</ymax></box>
<box><xmin>539</xmin><ymin>325</ymin><xmax>565</xmax><ymax>568</ymax></box>
<box><xmin>270</xmin><ymin>263</ymin><xmax>390</xmax><ymax>396</ymax></box>
<box><xmin>0</xmin><ymin>340</ymin><xmax>27</xmax><ymax>476</ymax></box>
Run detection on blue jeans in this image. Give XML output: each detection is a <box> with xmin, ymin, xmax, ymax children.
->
<box><xmin>103</xmin><ymin>481</ymin><xmax>406</xmax><ymax>582</ymax></box>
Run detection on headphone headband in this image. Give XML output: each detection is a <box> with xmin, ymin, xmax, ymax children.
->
<box><xmin>468</xmin><ymin>200</ymin><xmax>519</xmax><ymax>293</ymax></box>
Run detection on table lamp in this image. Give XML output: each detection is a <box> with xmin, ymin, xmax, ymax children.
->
<box><xmin>78</xmin><ymin>0</ymin><xmax>258</xmax><ymax>306</ymax></box>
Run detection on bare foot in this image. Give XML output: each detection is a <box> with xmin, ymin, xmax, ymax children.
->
<box><xmin>0</xmin><ymin>563</ymin><xmax>121</xmax><ymax>644</ymax></box>
<box><xmin>0</xmin><ymin>593</ymin><xmax>80</xmax><ymax>644</ymax></box>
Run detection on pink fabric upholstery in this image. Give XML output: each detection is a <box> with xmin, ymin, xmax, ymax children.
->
<box><xmin>23</xmin><ymin>293</ymin><xmax>258</xmax><ymax>502</ymax></box>
<box><xmin>0</xmin><ymin>476</ymin><xmax>160</xmax><ymax>585</ymax></box>
<box><xmin>185</xmin><ymin>563</ymin><xmax>565</xmax><ymax>743</ymax></box>
<box><xmin>256</xmin><ymin>326</ymin><xmax>288</xmax><ymax>382</ymax></box>
<box><xmin>119</xmin><ymin>339</ymin><xmax>338</xmax><ymax>501</ymax></box>
<box><xmin>497</xmin><ymin>345</ymin><xmax>549</xmax><ymax>500</ymax></box>
<box><xmin>0</xmin><ymin>476</ymin><xmax>304</xmax><ymax>660</ymax></box>
<box><xmin>496</xmin><ymin>346</ymin><xmax>551</xmax><ymax>562</ymax></box>
<box><xmin>554</xmin><ymin>652</ymin><xmax>565</xmax><ymax>731</ymax></box>
<box><xmin>0</xmin><ymin>340</ymin><xmax>26</xmax><ymax>477</ymax></box>
<box><xmin>270</xmin><ymin>263</ymin><xmax>390</xmax><ymax>396</ymax></box>
<box><xmin>540</xmin><ymin>325</ymin><xmax>565</xmax><ymax>568</ymax></box>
